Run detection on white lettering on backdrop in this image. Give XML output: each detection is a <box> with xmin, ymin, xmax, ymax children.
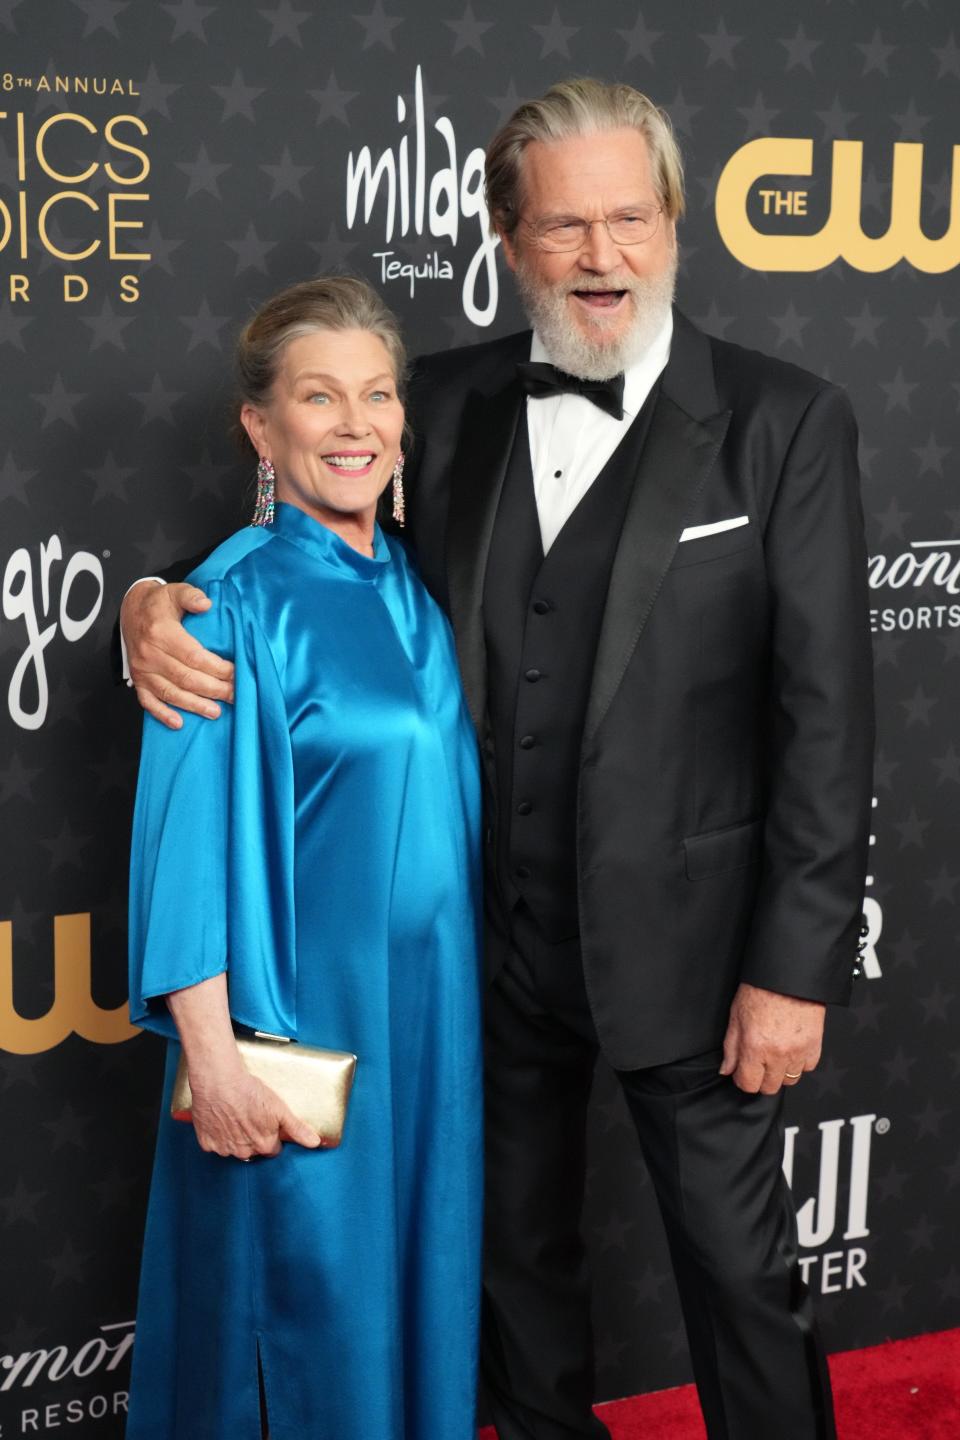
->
<box><xmin>1</xmin><ymin>536</ymin><xmax>104</xmax><ymax>731</ymax></box>
<box><xmin>346</xmin><ymin>65</ymin><xmax>500</xmax><ymax>326</ymax></box>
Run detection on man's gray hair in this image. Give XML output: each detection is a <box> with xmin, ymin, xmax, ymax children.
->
<box><xmin>484</xmin><ymin>76</ymin><xmax>685</xmax><ymax>238</ymax></box>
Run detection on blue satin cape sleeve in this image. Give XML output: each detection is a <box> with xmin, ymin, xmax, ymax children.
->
<box><xmin>127</xmin><ymin>575</ymin><xmax>297</xmax><ymax>1041</ymax></box>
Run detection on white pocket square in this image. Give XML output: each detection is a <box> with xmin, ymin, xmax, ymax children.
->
<box><xmin>679</xmin><ymin>516</ymin><xmax>749</xmax><ymax>543</ymax></box>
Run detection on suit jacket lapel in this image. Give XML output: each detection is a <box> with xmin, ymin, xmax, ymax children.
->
<box><xmin>445</xmin><ymin>376</ymin><xmax>524</xmax><ymax>733</ymax></box>
<box><xmin>583</xmin><ymin>312</ymin><xmax>732</xmax><ymax>744</ymax></box>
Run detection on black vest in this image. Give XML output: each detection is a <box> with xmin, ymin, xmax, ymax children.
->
<box><xmin>482</xmin><ymin>390</ymin><xmax>659</xmax><ymax>940</ymax></box>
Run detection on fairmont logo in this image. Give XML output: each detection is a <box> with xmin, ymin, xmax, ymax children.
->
<box><xmin>0</xmin><ymin>1321</ymin><xmax>134</xmax><ymax>1392</ymax></box>
<box><xmin>715</xmin><ymin>138</ymin><xmax>960</xmax><ymax>273</ymax></box>
<box><xmin>345</xmin><ymin>65</ymin><xmax>500</xmax><ymax>326</ymax></box>
<box><xmin>868</xmin><ymin>540</ymin><xmax>960</xmax><ymax>632</ymax></box>
<box><xmin>868</xmin><ymin>539</ymin><xmax>960</xmax><ymax>594</ymax></box>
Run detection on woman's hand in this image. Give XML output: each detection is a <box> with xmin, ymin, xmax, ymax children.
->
<box><xmin>165</xmin><ymin>975</ymin><xmax>321</xmax><ymax>1159</ymax></box>
<box><xmin>188</xmin><ymin>1064</ymin><xmax>323</xmax><ymax>1159</ymax></box>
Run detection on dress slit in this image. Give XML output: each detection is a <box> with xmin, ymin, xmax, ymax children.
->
<box><xmin>257</xmin><ymin>1340</ymin><xmax>269</xmax><ymax>1439</ymax></box>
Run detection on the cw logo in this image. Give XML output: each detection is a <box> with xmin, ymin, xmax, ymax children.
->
<box><xmin>716</xmin><ymin>138</ymin><xmax>960</xmax><ymax>273</ymax></box>
<box><xmin>0</xmin><ymin>913</ymin><xmax>138</xmax><ymax>1054</ymax></box>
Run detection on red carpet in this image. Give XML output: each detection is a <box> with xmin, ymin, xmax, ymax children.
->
<box><xmin>478</xmin><ymin>1328</ymin><xmax>960</xmax><ymax>1438</ymax></box>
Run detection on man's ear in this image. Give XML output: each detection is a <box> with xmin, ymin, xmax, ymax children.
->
<box><xmin>240</xmin><ymin>403</ymin><xmax>268</xmax><ymax>459</ymax></box>
<box><xmin>498</xmin><ymin>225</ymin><xmax>520</xmax><ymax>274</ymax></box>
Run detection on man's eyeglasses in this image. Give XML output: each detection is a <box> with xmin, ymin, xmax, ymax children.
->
<box><xmin>522</xmin><ymin>205</ymin><xmax>663</xmax><ymax>253</ymax></box>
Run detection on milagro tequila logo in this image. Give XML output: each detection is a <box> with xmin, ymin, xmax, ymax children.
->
<box><xmin>345</xmin><ymin>66</ymin><xmax>500</xmax><ymax>326</ymax></box>
<box><xmin>1</xmin><ymin>534</ymin><xmax>104</xmax><ymax>731</ymax></box>
<box><xmin>783</xmin><ymin>1111</ymin><xmax>888</xmax><ymax>1294</ymax></box>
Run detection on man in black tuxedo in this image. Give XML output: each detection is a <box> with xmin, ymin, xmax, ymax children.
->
<box><xmin>120</xmin><ymin>79</ymin><xmax>873</xmax><ymax>1440</ymax></box>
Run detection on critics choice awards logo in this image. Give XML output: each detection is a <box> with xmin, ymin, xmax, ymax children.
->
<box><xmin>0</xmin><ymin>75</ymin><xmax>150</xmax><ymax>306</ymax></box>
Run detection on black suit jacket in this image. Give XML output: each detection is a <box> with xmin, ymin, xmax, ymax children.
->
<box><xmin>403</xmin><ymin>309</ymin><xmax>874</xmax><ymax>1069</ymax></box>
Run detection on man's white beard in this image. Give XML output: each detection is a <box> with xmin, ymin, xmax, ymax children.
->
<box><xmin>514</xmin><ymin>249</ymin><xmax>678</xmax><ymax>381</ymax></box>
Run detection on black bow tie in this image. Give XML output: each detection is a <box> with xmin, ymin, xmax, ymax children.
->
<box><xmin>516</xmin><ymin>362</ymin><xmax>626</xmax><ymax>421</ymax></box>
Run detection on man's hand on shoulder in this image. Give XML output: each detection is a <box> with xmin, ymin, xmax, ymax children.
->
<box><xmin>121</xmin><ymin>581</ymin><xmax>235</xmax><ymax>731</ymax></box>
<box><xmin>719</xmin><ymin>981</ymin><xmax>826</xmax><ymax>1096</ymax></box>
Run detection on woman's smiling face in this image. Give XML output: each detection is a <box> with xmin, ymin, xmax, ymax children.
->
<box><xmin>242</xmin><ymin>327</ymin><xmax>405</xmax><ymax>532</ymax></box>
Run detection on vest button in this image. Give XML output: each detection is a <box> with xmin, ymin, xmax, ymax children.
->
<box><xmin>524</xmin><ymin>668</ymin><xmax>542</xmax><ymax>682</ymax></box>
<box><xmin>532</xmin><ymin>599</ymin><xmax>551</xmax><ymax>615</ymax></box>
<box><xmin>519</xmin><ymin>735</ymin><xmax>536</xmax><ymax>750</ymax></box>
<box><xmin>517</xmin><ymin>800</ymin><xmax>533</xmax><ymax>816</ymax></box>
<box><xmin>515</xmin><ymin>866</ymin><xmax>531</xmax><ymax>880</ymax></box>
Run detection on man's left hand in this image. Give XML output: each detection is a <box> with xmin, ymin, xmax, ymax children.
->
<box><xmin>719</xmin><ymin>982</ymin><xmax>826</xmax><ymax>1095</ymax></box>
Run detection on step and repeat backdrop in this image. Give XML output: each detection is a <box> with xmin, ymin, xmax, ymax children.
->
<box><xmin>1</xmin><ymin>0</ymin><xmax>958</xmax><ymax>1433</ymax></box>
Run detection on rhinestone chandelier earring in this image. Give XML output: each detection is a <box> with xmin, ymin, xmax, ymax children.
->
<box><xmin>252</xmin><ymin>456</ymin><xmax>275</xmax><ymax>527</ymax></box>
<box><xmin>392</xmin><ymin>451</ymin><xmax>405</xmax><ymax>527</ymax></box>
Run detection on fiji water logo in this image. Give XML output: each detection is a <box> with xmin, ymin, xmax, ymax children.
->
<box><xmin>783</xmin><ymin>1111</ymin><xmax>888</xmax><ymax>1294</ymax></box>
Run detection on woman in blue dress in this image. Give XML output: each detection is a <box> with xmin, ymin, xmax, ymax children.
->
<box><xmin>126</xmin><ymin>276</ymin><xmax>483</xmax><ymax>1439</ymax></box>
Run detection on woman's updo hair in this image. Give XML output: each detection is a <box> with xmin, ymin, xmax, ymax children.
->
<box><xmin>234</xmin><ymin>274</ymin><xmax>408</xmax><ymax>455</ymax></box>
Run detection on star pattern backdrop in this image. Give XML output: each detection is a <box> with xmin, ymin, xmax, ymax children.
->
<box><xmin>1</xmin><ymin>0</ymin><xmax>959</xmax><ymax>1431</ymax></box>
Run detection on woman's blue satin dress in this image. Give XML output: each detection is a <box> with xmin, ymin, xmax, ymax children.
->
<box><xmin>126</xmin><ymin>502</ymin><xmax>483</xmax><ymax>1439</ymax></box>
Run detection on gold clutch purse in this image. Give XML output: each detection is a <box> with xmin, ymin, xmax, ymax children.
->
<box><xmin>171</xmin><ymin>1032</ymin><xmax>358</xmax><ymax>1147</ymax></box>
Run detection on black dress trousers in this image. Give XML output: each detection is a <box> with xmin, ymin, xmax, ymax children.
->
<box><xmin>480</xmin><ymin>902</ymin><xmax>836</xmax><ymax>1440</ymax></box>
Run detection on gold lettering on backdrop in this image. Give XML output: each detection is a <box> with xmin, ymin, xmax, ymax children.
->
<box><xmin>103</xmin><ymin>114</ymin><xmax>150</xmax><ymax>185</ymax></box>
<box><xmin>63</xmin><ymin>274</ymin><xmax>88</xmax><ymax>301</ymax></box>
<box><xmin>35</xmin><ymin>112</ymin><xmax>98</xmax><ymax>184</ymax></box>
<box><xmin>26</xmin><ymin>75</ymin><xmax>141</xmax><ymax>96</ymax></box>
<box><xmin>107</xmin><ymin>192</ymin><xmax>150</xmax><ymax>260</ymax></box>
<box><xmin>715</xmin><ymin>137</ymin><xmax>960</xmax><ymax>273</ymax></box>
<box><xmin>0</xmin><ymin>108</ymin><xmax>151</xmax><ymax>303</ymax></box>
<box><xmin>38</xmin><ymin>190</ymin><xmax>99</xmax><ymax>260</ymax></box>
<box><xmin>0</xmin><ymin>914</ymin><xmax>138</xmax><ymax>1055</ymax></box>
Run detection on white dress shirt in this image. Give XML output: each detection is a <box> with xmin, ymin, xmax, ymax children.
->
<box><xmin>526</xmin><ymin>310</ymin><xmax>673</xmax><ymax>554</ymax></box>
